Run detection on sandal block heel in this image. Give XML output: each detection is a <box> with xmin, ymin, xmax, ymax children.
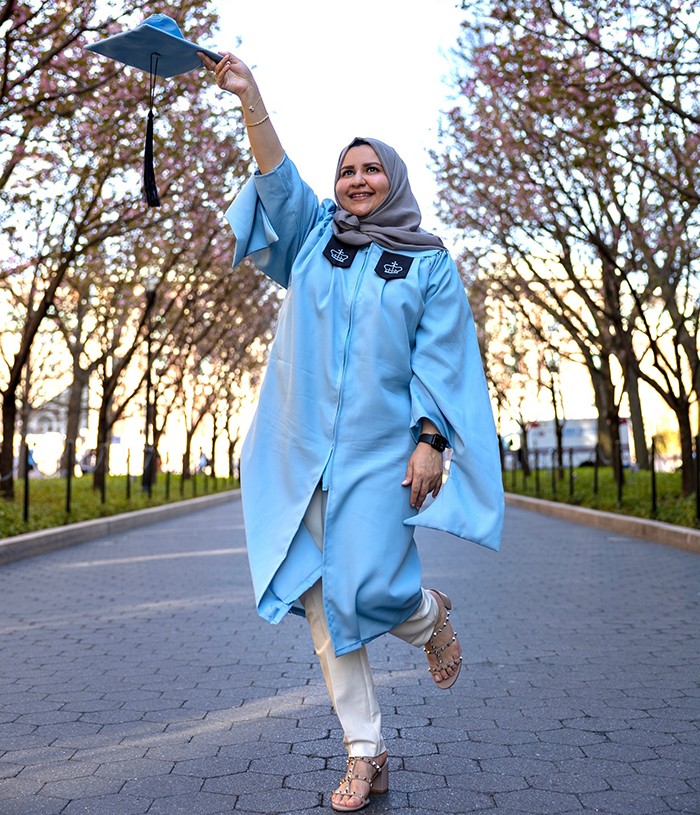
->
<box><xmin>430</xmin><ymin>588</ymin><xmax>452</xmax><ymax>611</ymax></box>
<box><xmin>370</xmin><ymin>759</ymin><xmax>389</xmax><ymax>794</ymax></box>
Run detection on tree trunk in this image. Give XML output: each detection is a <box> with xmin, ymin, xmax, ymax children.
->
<box><xmin>92</xmin><ymin>401</ymin><xmax>111</xmax><ymax>493</ymax></box>
<box><xmin>227</xmin><ymin>430</ymin><xmax>240</xmax><ymax>480</ymax></box>
<box><xmin>16</xmin><ymin>376</ymin><xmax>31</xmax><ymax>479</ymax></box>
<box><xmin>0</xmin><ymin>393</ymin><xmax>18</xmax><ymax>499</ymax></box>
<box><xmin>210</xmin><ymin>415</ymin><xmax>219</xmax><ymax>479</ymax></box>
<box><xmin>62</xmin><ymin>366</ymin><xmax>89</xmax><ymax>474</ymax></box>
<box><xmin>152</xmin><ymin>398</ymin><xmax>166</xmax><ymax>473</ymax></box>
<box><xmin>624</xmin><ymin>366</ymin><xmax>649</xmax><ymax>470</ymax></box>
<box><xmin>90</xmin><ymin>353</ymin><xmax>136</xmax><ymax>492</ymax></box>
<box><xmin>589</xmin><ymin>360</ymin><xmax>623</xmax><ymax>483</ymax></box>
<box><xmin>519</xmin><ymin>425</ymin><xmax>531</xmax><ymax>477</ymax></box>
<box><xmin>594</xmin><ymin>408</ymin><xmax>612</xmax><ymax>463</ymax></box>
<box><xmin>676</xmin><ymin>406</ymin><xmax>695</xmax><ymax>496</ymax></box>
<box><xmin>554</xmin><ymin>422</ymin><xmax>565</xmax><ymax>479</ymax></box>
<box><xmin>549</xmin><ymin>381</ymin><xmax>565</xmax><ymax>478</ymax></box>
<box><xmin>182</xmin><ymin>431</ymin><xmax>194</xmax><ymax>480</ymax></box>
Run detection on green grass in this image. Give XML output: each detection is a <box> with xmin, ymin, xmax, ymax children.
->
<box><xmin>504</xmin><ymin>465</ymin><xmax>700</xmax><ymax>529</ymax></box>
<box><xmin>5</xmin><ymin>466</ymin><xmax>697</xmax><ymax>540</ymax></box>
<box><xmin>0</xmin><ymin>473</ymin><xmax>239</xmax><ymax>539</ymax></box>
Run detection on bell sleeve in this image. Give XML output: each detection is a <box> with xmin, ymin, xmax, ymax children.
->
<box><xmin>224</xmin><ymin>154</ymin><xmax>326</xmax><ymax>288</ymax></box>
<box><xmin>405</xmin><ymin>253</ymin><xmax>504</xmax><ymax>551</ymax></box>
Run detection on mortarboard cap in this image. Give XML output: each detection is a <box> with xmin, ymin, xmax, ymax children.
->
<box><xmin>84</xmin><ymin>13</ymin><xmax>222</xmax><ymax>78</ymax></box>
<box><xmin>84</xmin><ymin>14</ymin><xmax>222</xmax><ymax>206</ymax></box>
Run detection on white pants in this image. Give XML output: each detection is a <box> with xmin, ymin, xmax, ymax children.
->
<box><xmin>299</xmin><ymin>486</ymin><xmax>439</xmax><ymax>757</ymax></box>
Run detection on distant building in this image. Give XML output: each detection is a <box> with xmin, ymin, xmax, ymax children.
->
<box><xmin>21</xmin><ymin>388</ymin><xmax>89</xmax><ymax>475</ymax></box>
<box><xmin>527</xmin><ymin>418</ymin><xmax>631</xmax><ymax>466</ymax></box>
<box><xmin>25</xmin><ymin>387</ymin><xmax>88</xmax><ymax>437</ymax></box>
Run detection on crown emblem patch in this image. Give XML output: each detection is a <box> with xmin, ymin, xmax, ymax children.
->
<box><xmin>323</xmin><ymin>236</ymin><xmax>358</xmax><ymax>268</ymax></box>
<box><xmin>383</xmin><ymin>260</ymin><xmax>404</xmax><ymax>275</ymax></box>
<box><xmin>375</xmin><ymin>251</ymin><xmax>413</xmax><ymax>281</ymax></box>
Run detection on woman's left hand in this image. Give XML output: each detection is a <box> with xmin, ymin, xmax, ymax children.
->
<box><xmin>402</xmin><ymin>444</ymin><xmax>443</xmax><ymax>509</ymax></box>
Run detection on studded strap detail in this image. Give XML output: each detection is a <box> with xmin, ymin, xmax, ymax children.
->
<box><xmin>332</xmin><ymin>753</ymin><xmax>389</xmax><ymax>812</ymax></box>
<box><xmin>423</xmin><ymin>589</ymin><xmax>463</xmax><ymax>689</ymax></box>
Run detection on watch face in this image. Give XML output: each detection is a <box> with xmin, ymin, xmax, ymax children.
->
<box><xmin>419</xmin><ymin>433</ymin><xmax>448</xmax><ymax>452</ymax></box>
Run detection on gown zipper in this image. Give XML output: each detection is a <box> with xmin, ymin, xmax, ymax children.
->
<box><xmin>322</xmin><ymin>250</ymin><xmax>370</xmax><ymax>490</ymax></box>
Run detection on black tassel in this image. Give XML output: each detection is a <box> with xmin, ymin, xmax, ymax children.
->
<box><xmin>143</xmin><ymin>109</ymin><xmax>160</xmax><ymax>207</ymax></box>
<box><xmin>143</xmin><ymin>52</ymin><xmax>161</xmax><ymax>208</ymax></box>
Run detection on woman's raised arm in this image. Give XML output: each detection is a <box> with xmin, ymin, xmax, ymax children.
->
<box><xmin>199</xmin><ymin>51</ymin><xmax>284</xmax><ymax>174</ymax></box>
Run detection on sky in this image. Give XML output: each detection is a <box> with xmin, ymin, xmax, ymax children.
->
<box><xmin>212</xmin><ymin>0</ymin><xmax>465</xmax><ymax>237</ymax></box>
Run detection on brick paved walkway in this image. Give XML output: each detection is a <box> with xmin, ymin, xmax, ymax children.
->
<box><xmin>0</xmin><ymin>497</ymin><xmax>698</xmax><ymax>814</ymax></box>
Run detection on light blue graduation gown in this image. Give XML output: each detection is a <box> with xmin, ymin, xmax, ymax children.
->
<box><xmin>225</xmin><ymin>155</ymin><xmax>503</xmax><ymax>657</ymax></box>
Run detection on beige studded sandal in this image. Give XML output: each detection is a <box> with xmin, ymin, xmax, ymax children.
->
<box><xmin>331</xmin><ymin>751</ymin><xmax>389</xmax><ymax>812</ymax></box>
<box><xmin>424</xmin><ymin>589</ymin><xmax>462</xmax><ymax>689</ymax></box>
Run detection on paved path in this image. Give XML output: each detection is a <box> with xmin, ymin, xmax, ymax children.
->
<box><xmin>0</xmin><ymin>497</ymin><xmax>698</xmax><ymax>815</ymax></box>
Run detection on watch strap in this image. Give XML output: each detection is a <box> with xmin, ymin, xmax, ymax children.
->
<box><xmin>418</xmin><ymin>433</ymin><xmax>448</xmax><ymax>452</ymax></box>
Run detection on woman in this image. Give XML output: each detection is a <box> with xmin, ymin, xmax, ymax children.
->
<box><xmin>200</xmin><ymin>51</ymin><xmax>504</xmax><ymax>812</ymax></box>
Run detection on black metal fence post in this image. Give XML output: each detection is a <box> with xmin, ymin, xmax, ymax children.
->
<box><xmin>22</xmin><ymin>442</ymin><xmax>30</xmax><ymax>523</ymax></box>
<box><xmin>12</xmin><ymin>440</ymin><xmax>689</xmax><ymax>527</ymax></box>
<box><xmin>568</xmin><ymin>448</ymin><xmax>574</xmax><ymax>498</ymax></box>
<box><xmin>100</xmin><ymin>443</ymin><xmax>107</xmax><ymax>504</ymax></box>
<box><xmin>65</xmin><ymin>441</ymin><xmax>73</xmax><ymax>515</ymax></box>
<box><xmin>144</xmin><ymin>447</ymin><xmax>153</xmax><ymax>499</ymax></box>
<box><xmin>593</xmin><ymin>443</ymin><xmax>599</xmax><ymax>495</ymax></box>
<box><xmin>650</xmin><ymin>439</ymin><xmax>657</xmax><ymax>519</ymax></box>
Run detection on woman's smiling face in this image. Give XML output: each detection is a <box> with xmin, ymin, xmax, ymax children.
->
<box><xmin>335</xmin><ymin>144</ymin><xmax>390</xmax><ymax>218</ymax></box>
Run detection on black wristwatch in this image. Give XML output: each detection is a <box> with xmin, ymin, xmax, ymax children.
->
<box><xmin>418</xmin><ymin>433</ymin><xmax>449</xmax><ymax>453</ymax></box>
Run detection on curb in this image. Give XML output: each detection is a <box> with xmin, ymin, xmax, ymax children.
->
<box><xmin>0</xmin><ymin>489</ymin><xmax>241</xmax><ymax>567</ymax></box>
<box><xmin>506</xmin><ymin>492</ymin><xmax>700</xmax><ymax>554</ymax></box>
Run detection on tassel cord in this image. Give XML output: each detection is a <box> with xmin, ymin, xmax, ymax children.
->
<box><xmin>143</xmin><ymin>52</ymin><xmax>161</xmax><ymax>207</ymax></box>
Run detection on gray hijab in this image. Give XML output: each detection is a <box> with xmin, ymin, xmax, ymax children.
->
<box><xmin>331</xmin><ymin>137</ymin><xmax>445</xmax><ymax>252</ymax></box>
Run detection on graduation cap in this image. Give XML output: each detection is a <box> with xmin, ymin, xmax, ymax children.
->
<box><xmin>84</xmin><ymin>14</ymin><xmax>222</xmax><ymax>207</ymax></box>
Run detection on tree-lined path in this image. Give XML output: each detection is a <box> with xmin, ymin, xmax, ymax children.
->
<box><xmin>0</xmin><ymin>498</ymin><xmax>698</xmax><ymax>814</ymax></box>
